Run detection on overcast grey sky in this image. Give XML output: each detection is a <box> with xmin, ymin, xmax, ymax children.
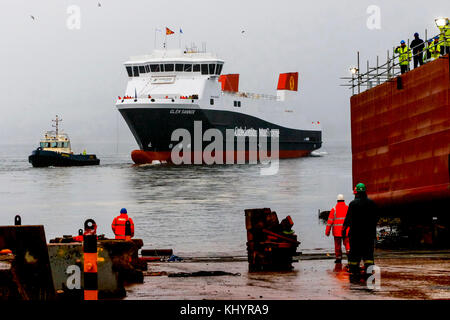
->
<box><xmin>1</xmin><ymin>0</ymin><xmax>448</xmax><ymax>149</ymax></box>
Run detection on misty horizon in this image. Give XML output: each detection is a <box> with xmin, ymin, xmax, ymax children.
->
<box><xmin>2</xmin><ymin>0</ymin><xmax>448</xmax><ymax>149</ymax></box>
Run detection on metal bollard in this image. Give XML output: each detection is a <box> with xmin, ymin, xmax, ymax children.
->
<box><xmin>14</xmin><ymin>215</ymin><xmax>21</xmax><ymax>226</ymax></box>
<box><xmin>125</xmin><ymin>220</ymin><xmax>131</xmax><ymax>241</ymax></box>
<box><xmin>83</xmin><ymin>219</ymin><xmax>98</xmax><ymax>300</ymax></box>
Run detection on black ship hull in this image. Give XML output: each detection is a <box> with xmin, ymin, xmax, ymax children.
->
<box><xmin>28</xmin><ymin>149</ymin><xmax>100</xmax><ymax>167</ymax></box>
<box><xmin>119</xmin><ymin>107</ymin><xmax>322</xmax><ymax>164</ymax></box>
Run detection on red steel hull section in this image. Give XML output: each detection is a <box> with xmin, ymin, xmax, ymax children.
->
<box><xmin>351</xmin><ymin>56</ymin><xmax>450</xmax><ymax>208</ymax></box>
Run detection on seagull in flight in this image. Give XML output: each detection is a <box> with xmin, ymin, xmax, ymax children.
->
<box><xmin>30</xmin><ymin>15</ymin><xmax>36</xmax><ymax>20</ymax></box>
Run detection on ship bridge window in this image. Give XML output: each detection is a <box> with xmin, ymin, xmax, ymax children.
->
<box><xmin>150</xmin><ymin>64</ymin><xmax>160</xmax><ymax>72</ymax></box>
<box><xmin>209</xmin><ymin>64</ymin><xmax>216</xmax><ymax>75</ymax></box>
<box><xmin>201</xmin><ymin>64</ymin><xmax>208</xmax><ymax>75</ymax></box>
<box><xmin>145</xmin><ymin>65</ymin><xmax>150</xmax><ymax>73</ymax></box>
<box><xmin>175</xmin><ymin>64</ymin><xmax>183</xmax><ymax>72</ymax></box>
<box><xmin>133</xmin><ymin>66</ymin><xmax>139</xmax><ymax>77</ymax></box>
<box><xmin>193</xmin><ymin>64</ymin><xmax>200</xmax><ymax>72</ymax></box>
<box><xmin>126</xmin><ymin>66</ymin><xmax>132</xmax><ymax>77</ymax></box>
<box><xmin>139</xmin><ymin>66</ymin><xmax>146</xmax><ymax>74</ymax></box>
<box><xmin>50</xmin><ymin>142</ymin><xmax>57</xmax><ymax>148</ymax></box>
<box><xmin>164</xmin><ymin>64</ymin><xmax>174</xmax><ymax>72</ymax></box>
<box><xmin>184</xmin><ymin>64</ymin><xmax>192</xmax><ymax>72</ymax></box>
<box><xmin>216</xmin><ymin>64</ymin><xmax>223</xmax><ymax>75</ymax></box>
<box><xmin>160</xmin><ymin>64</ymin><xmax>165</xmax><ymax>72</ymax></box>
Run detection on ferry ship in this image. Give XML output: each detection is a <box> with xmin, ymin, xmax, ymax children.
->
<box><xmin>116</xmin><ymin>48</ymin><xmax>322</xmax><ymax>164</ymax></box>
<box><xmin>28</xmin><ymin>116</ymin><xmax>100</xmax><ymax>167</ymax></box>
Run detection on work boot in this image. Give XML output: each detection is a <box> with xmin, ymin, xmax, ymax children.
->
<box><xmin>335</xmin><ymin>258</ymin><xmax>342</xmax><ymax>264</ymax></box>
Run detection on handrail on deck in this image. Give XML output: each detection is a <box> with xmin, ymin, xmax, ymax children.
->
<box><xmin>341</xmin><ymin>30</ymin><xmax>449</xmax><ymax>95</ymax></box>
<box><xmin>223</xmin><ymin>91</ymin><xmax>278</xmax><ymax>101</ymax></box>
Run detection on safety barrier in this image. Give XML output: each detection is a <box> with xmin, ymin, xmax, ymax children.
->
<box><xmin>83</xmin><ymin>219</ymin><xmax>98</xmax><ymax>300</ymax></box>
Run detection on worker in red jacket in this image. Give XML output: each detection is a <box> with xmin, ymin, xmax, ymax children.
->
<box><xmin>326</xmin><ymin>194</ymin><xmax>350</xmax><ymax>264</ymax></box>
<box><xmin>111</xmin><ymin>208</ymin><xmax>135</xmax><ymax>240</ymax></box>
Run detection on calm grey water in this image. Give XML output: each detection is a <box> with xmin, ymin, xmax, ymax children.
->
<box><xmin>0</xmin><ymin>141</ymin><xmax>352</xmax><ymax>256</ymax></box>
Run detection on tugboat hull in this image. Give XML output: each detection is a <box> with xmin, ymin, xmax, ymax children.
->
<box><xmin>28</xmin><ymin>149</ymin><xmax>100</xmax><ymax>167</ymax></box>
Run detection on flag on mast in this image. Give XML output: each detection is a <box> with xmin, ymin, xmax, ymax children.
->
<box><xmin>166</xmin><ymin>27</ymin><xmax>175</xmax><ymax>35</ymax></box>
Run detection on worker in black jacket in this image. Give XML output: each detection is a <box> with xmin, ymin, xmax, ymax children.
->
<box><xmin>342</xmin><ymin>183</ymin><xmax>378</xmax><ymax>277</ymax></box>
<box><xmin>410</xmin><ymin>32</ymin><xmax>425</xmax><ymax>68</ymax></box>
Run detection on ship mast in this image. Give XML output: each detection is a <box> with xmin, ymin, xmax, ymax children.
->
<box><xmin>52</xmin><ymin>115</ymin><xmax>62</xmax><ymax>137</ymax></box>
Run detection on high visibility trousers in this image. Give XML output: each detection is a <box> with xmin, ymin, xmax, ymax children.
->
<box><xmin>333</xmin><ymin>236</ymin><xmax>350</xmax><ymax>260</ymax></box>
<box><xmin>441</xmin><ymin>45</ymin><xmax>450</xmax><ymax>55</ymax></box>
<box><xmin>348</xmin><ymin>237</ymin><xmax>375</xmax><ymax>274</ymax></box>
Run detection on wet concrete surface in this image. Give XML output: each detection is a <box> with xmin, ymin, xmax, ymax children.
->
<box><xmin>125</xmin><ymin>251</ymin><xmax>450</xmax><ymax>300</ymax></box>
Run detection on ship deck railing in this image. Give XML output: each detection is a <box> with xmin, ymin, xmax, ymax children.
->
<box><xmin>223</xmin><ymin>91</ymin><xmax>279</xmax><ymax>101</ymax></box>
<box><xmin>118</xmin><ymin>92</ymin><xmax>279</xmax><ymax>102</ymax></box>
<box><xmin>118</xmin><ymin>94</ymin><xmax>199</xmax><ymax>101</ymax></box>
<box><xmin>341</xmin><ymin>30</ymin><xmax>449</xmax><ymax>95</ymax></box>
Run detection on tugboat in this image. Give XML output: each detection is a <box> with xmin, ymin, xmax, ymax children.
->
<box><xmin>28</xmin><ymin>116</ymin><xmax>100</xmax><ymax>167</ymax></box>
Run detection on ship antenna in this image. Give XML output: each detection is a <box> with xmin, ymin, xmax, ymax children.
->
<box><xmin>52</xmin><ymin>115</ymin><xmax>62</xmax><ymax>137</ymax></box>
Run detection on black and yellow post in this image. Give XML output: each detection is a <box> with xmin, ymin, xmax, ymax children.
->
<box><xmin>125</xmin><ymin>220</ymin><xmax>131</xmax><ymax>241</ymax></box>
<box><xmin>83</xmin><ymin>219</ymin><xmax>98</xmax><ymax>300</ymax></box>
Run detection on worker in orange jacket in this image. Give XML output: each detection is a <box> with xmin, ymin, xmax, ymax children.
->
<box><xmin>111</xmin><ymin>208</ymin><xmax>135</xmax><ymax>240</ymax></box>
<box><xmin>326</xmin><ymin>194</ymin><xmax>350</xmax><ymax>263</ymax></box>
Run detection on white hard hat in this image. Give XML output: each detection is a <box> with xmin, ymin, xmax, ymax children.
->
<box><xmin>337</xmin><ymin>194</ymin><xmax>345</xmax><ymax>201</ymax></box>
